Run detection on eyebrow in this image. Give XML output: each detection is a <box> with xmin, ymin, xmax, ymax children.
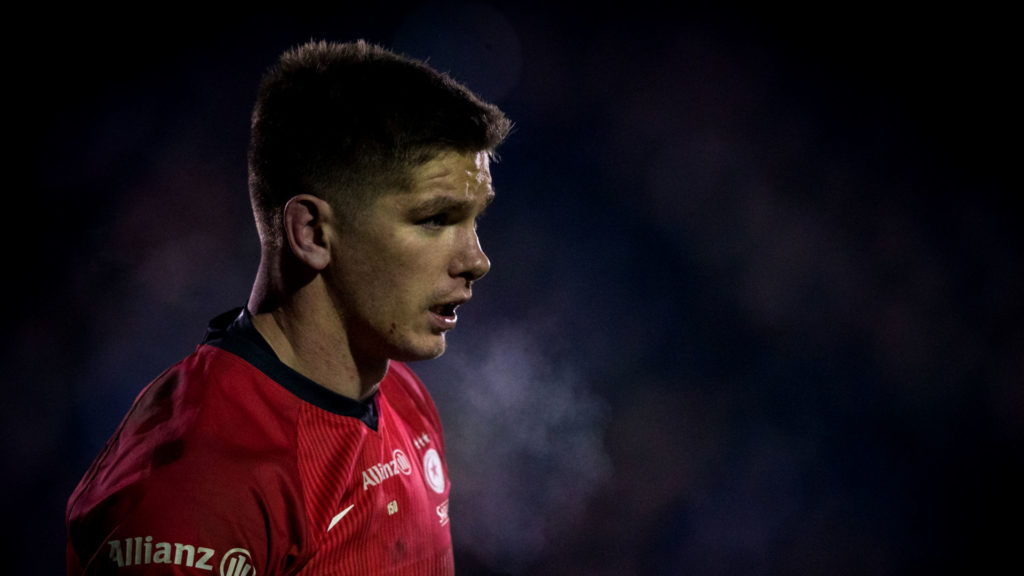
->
<box><xmin>409</xmin><ymin>191</ymin><xmax>495</xmax><ymax>215</ymax></box>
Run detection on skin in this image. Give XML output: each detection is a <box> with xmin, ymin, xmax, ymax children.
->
<box><xmin>247</xmin><ymin>150</ymin><xmax>494</xmax><ymax>401</ymax></box>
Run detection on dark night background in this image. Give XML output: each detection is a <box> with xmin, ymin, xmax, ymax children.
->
<box><xmin>5</xmin><ymin>3</ymin><xmax>1021</xmax><ymax>575</ymax></box>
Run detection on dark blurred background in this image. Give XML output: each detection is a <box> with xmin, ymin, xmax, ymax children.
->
<box><xmin>5</xmin><ymin>3</ymin><xmax>1021</xmax><ymax>574</ymax></box>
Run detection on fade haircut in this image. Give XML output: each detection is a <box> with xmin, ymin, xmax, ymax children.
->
<box><xmin>248</xmin><ymin>39</ymin><xmax>512</xmax><ymax>246</ymax></box>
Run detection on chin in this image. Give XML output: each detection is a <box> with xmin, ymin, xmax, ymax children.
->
<box><xmin>389</xmin><ymin>336</ymin><xmax>447</xmax><ymax>363</ymax></box>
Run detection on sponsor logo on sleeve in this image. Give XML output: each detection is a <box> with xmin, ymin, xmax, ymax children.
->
<box><xmin>106</xmin><ymin>537</ymin><xmax>254</xmax><ymax>575</ymax></box>
<box><xmin>220</xmin><ymin>548</ymin><xmax>255</xmax><ymax>576</ymax></box>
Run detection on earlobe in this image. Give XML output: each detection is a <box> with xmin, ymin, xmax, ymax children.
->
<box><xmin>283</xmin><ymin>195</ymin><xmax>333</xmax><ymax>271</ymax></box>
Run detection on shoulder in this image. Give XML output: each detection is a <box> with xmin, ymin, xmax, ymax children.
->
<box><xmin>67</xmin><ymin>345</ymin><xmax>309</xmax><ymax>575</ymax></box>
<box><xmin>111</xmin><ymin>344</ymin><xmax>302</xmax><ymax>462</ymax></box>
<box><xmin>382</xmin><ymin>361</ymin><xmax>427</xmax><ymax>395</ymax></box>
<box><xmin>378</xmin><ymin>362</ymin><xmax>446</xmax><ymax>446</ymax></box>
<box><xmin>379</xmin><ymin>362</ymin><xmax>438</xmax><ymax>416</ymax></box>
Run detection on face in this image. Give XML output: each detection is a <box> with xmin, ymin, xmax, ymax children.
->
<box><xmin>326</xmin><ymin>150</ymin><xmax>494</xmax><ymax>364</ymax></box>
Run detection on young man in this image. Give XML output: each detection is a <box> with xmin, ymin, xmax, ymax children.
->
<box><xmin>66</xmin><ymin>40</ymin><xmax>511</xmax><ymax>575</ymax></box>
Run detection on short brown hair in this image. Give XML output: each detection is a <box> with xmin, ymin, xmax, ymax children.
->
<box><xmin>248</xmin><ymin>40</ymin><xmax>512</xmax><ymax>244</ymax></box>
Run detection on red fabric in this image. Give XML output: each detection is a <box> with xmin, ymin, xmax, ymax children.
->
<box><xmin>67</xmin><ymin>346</ymin><xmax>452</xmax><ymax>575</ymax></box>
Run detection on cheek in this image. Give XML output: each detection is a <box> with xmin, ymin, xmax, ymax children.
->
<box><xmin>341</xmin><ymin>232</ymin><xmax>447</xmax><ymax>311</ymax></box>
<box><xmin>382</xmin><ymin>236</ymin><xmax>448</xmax><ymax>281</ymax></box>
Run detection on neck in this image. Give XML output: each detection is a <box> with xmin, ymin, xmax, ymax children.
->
<box><xmin>247</xmin><ymin>259</ymin><xmax>387</xmax><ymax>401</ymax></box>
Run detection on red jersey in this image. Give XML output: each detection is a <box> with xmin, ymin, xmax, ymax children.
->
<box><xmin>67</xmin><ymin>308</ymin><xmax>453</xmax><ymax>575</ymax></box>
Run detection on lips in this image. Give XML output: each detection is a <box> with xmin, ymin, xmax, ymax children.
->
<box><xmin>429</xmin><ymin>295</ymin><xmax>470</xmax><ymax>330</ymax></box>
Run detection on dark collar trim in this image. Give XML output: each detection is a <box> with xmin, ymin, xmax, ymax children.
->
<box><xmin>203</xmin><ymin>307</ymin><xmax>378</xmax><ymax>430</ymax></box>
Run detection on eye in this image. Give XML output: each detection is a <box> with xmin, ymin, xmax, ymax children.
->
<box><xmin>417</xmin><ymin>213</ymin><xmax>450</xmax><ymax>229</ymax></box>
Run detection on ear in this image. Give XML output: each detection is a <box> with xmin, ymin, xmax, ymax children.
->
<box><xmin>282</xmin><ymin>195</ymin><xmax>333</xmax><ymax>271</ymax></box>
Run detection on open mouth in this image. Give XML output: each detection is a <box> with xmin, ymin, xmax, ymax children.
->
<box><xmin>430</xmin><ymin>302</ymin><xmax>459</xmax><ymax>318</ymax></box>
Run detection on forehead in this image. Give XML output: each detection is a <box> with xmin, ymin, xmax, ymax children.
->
<box><xmin>409</xmin><ymin>150</ymin><xmax>493</xmax><ymax>197</ymax></box>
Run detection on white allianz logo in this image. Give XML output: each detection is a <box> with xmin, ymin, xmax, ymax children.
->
<box><xmin>362</xmin><ymin>449</ymin><xmax>413</xmax><ymax>490</ymax></box>
<box><xmin>107</xmin><ymin>536</ymin><xmax>254</xmax><ymax>576</ymax></box>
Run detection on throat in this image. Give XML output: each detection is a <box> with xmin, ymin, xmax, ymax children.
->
<box><xmin>250</xmin><ymin>307</ymin><xmax>387</xmax><ymax>401</ymax></box>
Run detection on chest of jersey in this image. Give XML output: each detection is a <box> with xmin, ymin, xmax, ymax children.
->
<box><xmin>295</xmin><ymin>392</ymin><xmax>452</xmax><ymax>574</ymax></box>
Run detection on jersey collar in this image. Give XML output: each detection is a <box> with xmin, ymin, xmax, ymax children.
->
<box><xmin>203</xmin><ymin>307</ymin><xmax>379</xmax><ymax>430</ymax></box>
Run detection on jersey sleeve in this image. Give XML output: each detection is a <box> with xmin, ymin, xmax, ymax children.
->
<box><xmin>69</xmin><ymin>470</ymin><xmax>275</xmax><ymax>575</ymax></box>
<box><xmin>67</xmin><ymin>347</ymin><xmax>310</xmax><ymax>576</ymax></box>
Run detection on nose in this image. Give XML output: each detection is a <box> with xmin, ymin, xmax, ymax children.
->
<box><xmin>451</xmin><ymin>229</ymin><xmax>491</xmax><ymax>283</ymax></box>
